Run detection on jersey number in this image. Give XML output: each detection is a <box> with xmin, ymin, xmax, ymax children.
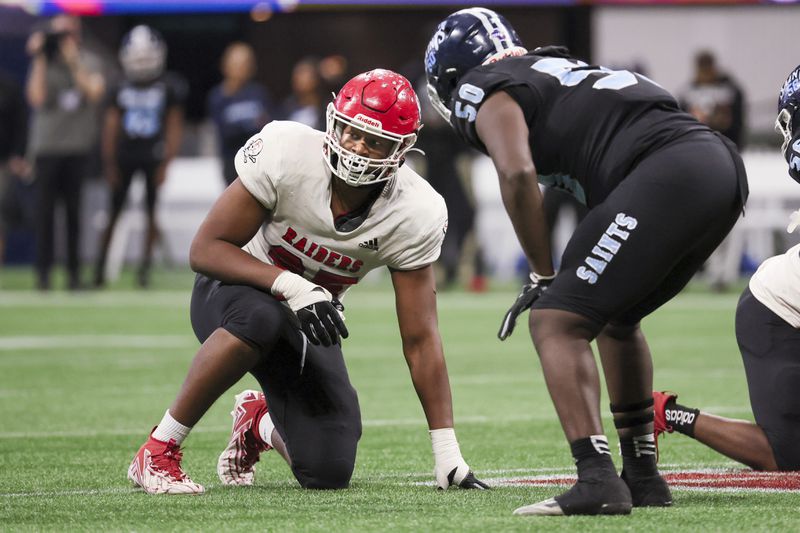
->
<box><xmin>124</xmin><ymin>108</ymin><xmax>161</xmax><ymax>138</ymax></box>
<box><xmin>454</xmin><ymin>84</ymin><xmax>485</xmax><ymax>123</ymax></box>
<box><xmin>268</xmin><ymin>246</ymin><xmax>357</xmax><ymax>297</ymax></box>
<box><xmin>532</xmin><ymin>57</ymin><xmax>640</xmax><ymax>91</ymax></box>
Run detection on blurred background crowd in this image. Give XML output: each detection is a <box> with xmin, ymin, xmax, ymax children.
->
<box><xmin>0</xmin><ymin>1</ymin><xmax>797</xmax><ymax>291</ymax></box>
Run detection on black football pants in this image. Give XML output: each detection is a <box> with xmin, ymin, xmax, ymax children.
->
<box><xmin>533</xmin><ymin>131</ymin><xmax>747</xmax><ymax>327</ymax></box>
<box><xmin>190</xmin><ymin>274</ymin><xmax>362</xmax><ymax>488</ymax></box>
<box><xmin>736</xmin><ymin>287</ymin><xmax>800</xmax><ymax>470</ymax></box>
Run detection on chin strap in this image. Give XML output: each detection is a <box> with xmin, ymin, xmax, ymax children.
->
<box><xmin>788</xmin><ymin>209</ymin><xmax>800</xmax><ymax>234</ymax></box>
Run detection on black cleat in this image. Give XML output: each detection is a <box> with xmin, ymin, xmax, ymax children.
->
<box><xmin>621</xmin><ymin>469</ymin><xmax>673</xmax><ymax>507</ymax></box>
<box><xmin>514</xmin><ymin>471</ymin><xmax>632</xmax><ymax>516</ymax></box>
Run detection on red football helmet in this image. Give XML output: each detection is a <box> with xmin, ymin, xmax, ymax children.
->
<box><xmin>324</xmin><ymin>69</ymin><xmax>421</xmax><ymax>186</ymax></box>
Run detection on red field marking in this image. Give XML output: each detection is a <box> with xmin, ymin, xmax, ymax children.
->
<box><xmin>664</xmin><ymin>471</ymin><xmax>800</xmax><ymax>491</ymax></box>
<box><xmin>497</xmin><ymin>470</ymin><xmax>800</xmax><ymax>492</ymax></box>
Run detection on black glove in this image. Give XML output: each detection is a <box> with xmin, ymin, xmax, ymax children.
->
<box><xmin>296</xmin><ymin>290</ymin><xmax>349</xmax><ymax>347</ymax></box>
<box><xmin>458</xmin><ymin>471</ymin><xmax>490</xmax><ymax>490</ymax></box>
<box><xmin>497</xmin><ymin>272</ymin><xmax>555</xmax><ymax>341</ymax></box>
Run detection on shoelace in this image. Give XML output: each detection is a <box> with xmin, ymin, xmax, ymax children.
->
<box><xmin>152</xmin><ymin>441</ymin><xmax>187</xmax><ymax>481</ymax></box>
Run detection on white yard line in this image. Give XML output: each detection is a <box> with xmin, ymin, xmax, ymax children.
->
<box><xmin>0</xmin><ymin>292</ymin><xmax>190</xmax><ymax>308</ymax></box>
<box><xmin>0</xmin><ymin>409</ymin><xmax>753</xmax><ymax>438</ymax></box>
<box><xmin>0</xmin><ymin>414</ymin><xmax>546</xmax><ymax>439</ymax></box>
<box><xmin>3</xmin><ymin>463</ymin><xmax>745</xmax><ymax>498</ymax></box>
<box><xmin>0</xmin><ymin>487</ymin><xmax>140</xmax><ymax>498</ymax></box>
<box><xmin>0</xmin><ymin>335</ymin><xmax>195</xmax><ymax>350</ymax></box>
<box><xmin>0</xmin><ymin>290</ymin><xmax>741</xmax><ymax>311</ymax></box>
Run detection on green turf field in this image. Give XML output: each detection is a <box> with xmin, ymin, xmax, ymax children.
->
<box><xmin>1</xmin><ymin>267</ymin><xmax>797</xmax><ymax>531</ymax></box>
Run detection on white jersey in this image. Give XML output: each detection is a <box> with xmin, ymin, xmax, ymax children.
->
<box><xmin>749</xmin><ymin>244</ymin><xmax>800</xmax><ymax>328</ymax></box>
<box><xmin>234</xmin><ymin>121</ymin><xmax>448</xmax><ymax>298</ymax></box>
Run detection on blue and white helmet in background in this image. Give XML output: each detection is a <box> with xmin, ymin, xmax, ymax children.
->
<box><xmin>119</xmin><ymin>25</ymin><xmax>167</xmax><ymax>83</ymax></box>
<box><xmin>424</xmin><ymin>8</ymin><xmax>526</xmax><ymax>122</ymax></box>
<box><xmin>776</xmin><ymin>64</ymin><xmax>800</xmax><ymax>156</ymax></box>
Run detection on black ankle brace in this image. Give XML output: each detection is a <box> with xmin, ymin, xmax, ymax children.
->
<box><xmin>570</xmin><ymin>436</ymin><xmax>616</xmax><ymax>478</ymax></box>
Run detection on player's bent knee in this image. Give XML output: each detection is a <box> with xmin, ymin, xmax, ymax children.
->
<box><xmin>529</xmin><ymin>308</ymin><xmax>602</xmax><ymax>344</ymax></box>
<box><xmin>294</xmin><ymin>456</ymin><xmax>356</xmax><ymax>489</ymax></box>
<box><xmin>600</xmin><ymin>321</ymin><xmax>641</xmax><ymax>341</ymax></box>
<box><xmin>232</xmin><ymin>300</ymin><xmax>288</xmax><ymax>351</ymax></box>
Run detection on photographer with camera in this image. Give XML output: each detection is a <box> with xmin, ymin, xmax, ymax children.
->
<box><xmin>25</xmin><ymin>15</ymin><xmax>105</xmax><ymax>291</ymax></box>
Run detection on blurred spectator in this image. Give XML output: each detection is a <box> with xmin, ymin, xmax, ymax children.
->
<box><xmin>318</xmin><ymin>54</ymin><xmax>348</xmax><ymax>96</ymax></box>
<box><xmin>0</xmin><ymin>71</ymin><xmax>31</xmax><ymax>267</ymax></box>
<box><xmin>207</xmin><ymin>42</ymin><xmax>273</xmax><ymax>186</ymax></box>
<box><xmin>25</xmin><ymin>15</ymin><xmax>105</xmax><ymax>291</ymax></box>
<box><xmin>543</xmin><ymin>188</ymin><xmax>588</xmax><ymax>270</ymax></box>
<box><xmin>281</xmin><ymin>57</ymin><xmax>324</xmax><ymax>130</ymax></box>
<box><xmin>94</xmin><ymin>25</ymin><xmax>187</xmax><ymax>288</ymax></box>
<box><xmin>416</xmin><ymin>79</ymin><xmax>482</xmax><ymax>290</ymax></box>
<box><xmin>680</xmin><ymin>50</ymin><xmax>746</xmax><ymax>149</ymax></box>
<box><xmin>680</xmin><ymin>51</ymin><xmax>747</xmax><ymax>291</ymax></box>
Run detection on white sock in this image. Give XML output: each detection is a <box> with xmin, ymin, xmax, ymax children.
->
<box><xmin>258</xmin><ymin>411</ymin><xmax>275</xmax><ymax>447</ymax></box>
<box><xmin>151</xmin><ymin>410</ymin><xmax>192</xmax><ymax>445</ymax></box>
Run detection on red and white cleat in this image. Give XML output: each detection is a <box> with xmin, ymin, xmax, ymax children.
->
<box><xmin>652</xmin><ymin>390</ymin><xmax>679</xmax><ymax>461</ymax></box>
<box><xmin>128</xmin><ymin>433</ymin><xmax>205</xmax><ymax>495</ymax></box>
<box><xmin>653</xmin><ymin>391</ymin><xmax>678</xmax><ymax>438</ymax></box>
<box><xmin>217</xmin><ymin>389</ymin><xmax>272</xmax><ymax>486</ymax></box>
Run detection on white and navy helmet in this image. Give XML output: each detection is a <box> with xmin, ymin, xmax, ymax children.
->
<box><xmin>776</xmin><ymin>64</ymin><xmax>800</xmax><ymax>157</ymax></box>
<box><xmin>119</xmin><ymin>25</ymin><xmax>166</xmax><ymax>83</ymax></box>
<box><xmin>424</xmin><ymin>8</ymin><xmax>526</xmax><ymax>122</ymax></box>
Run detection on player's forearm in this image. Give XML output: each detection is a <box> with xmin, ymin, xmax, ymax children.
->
<box><xmin>189</xmin><ymin>238</ymin><xmax>282</xmax><ymax>292</ymax></box>
<box><xmin>403</xmin><ymin>340</ymin><xmax>455</xmax><ymax>429</ymax></box>
<box><xmin>26</xmin><ymin>56</ymin><xmax>48</xmax><ymax>109</ymax></box>
<box><xmin>498</xmin><ymin>169</ymin><xmax>554</xmax><ymax>275</ymax></box>
<box><xmin>162</xmin><ymin>108</ymin><xmax>184</xmax><ymax>162</ymax></box>
<box><xmin>101</xmin><ymin>111</ymin><xmax>119</xmax><ymax>169</ymax></box>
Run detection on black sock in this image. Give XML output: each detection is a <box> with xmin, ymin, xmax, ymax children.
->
<box><xmin>619</xmin><ymin>434</ymin><xmax>658</xmax><ymax>477</ymax></box>
<box><xmin>611</xmin><ymin>398</ymin><xmax>658</xmax><ymax>478</ymax></box>
<box><xmin>664</xmin><ymin>400</ymin><xmax>700</xmax><ymax>437</ymax></box>
<box><xmin>570</xmin><ymin>436</ymin><xmax>616</xmax><ymax>479</ymax></box>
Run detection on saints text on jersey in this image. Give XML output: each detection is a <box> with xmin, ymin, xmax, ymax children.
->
<box><xmin>576</xmin><ymin>213</ymin><xmax>638</xmax><ymax>285</ymax></box>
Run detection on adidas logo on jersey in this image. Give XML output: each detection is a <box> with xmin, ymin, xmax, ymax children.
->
<box><xmin>359</xmin><ymin>238</ymin><xmax>379</xmax><ymax>251</ymax></box>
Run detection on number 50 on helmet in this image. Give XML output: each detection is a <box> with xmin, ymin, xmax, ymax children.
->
<box><xmin>324</xmin><ymin>69</ymin><xmax>421</xmax><ymax>186</ymax></box>
<box><xmin>425</xmin><ymin>8</ymin><xmax>525</xmax><ymax>122</ymax></box>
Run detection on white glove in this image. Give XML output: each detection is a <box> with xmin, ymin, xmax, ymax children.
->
<box><xmin>271</xmin><ymin>271</ymin><xmax>348</xmax><ymax>346</ymax></box>
<box><xmin>430</xmin><ymin>428</ymin><xmax>489</xmax><ymax>490</ymax></box>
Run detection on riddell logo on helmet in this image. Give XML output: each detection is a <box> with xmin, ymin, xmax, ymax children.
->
<box><xmin>665</xmin><ymin>409</ymin><xmax>695</xmax><ymax>426</ymax></box>
<box><xmin>353</xmin><ymin>114</ymin><xmax>382</xmax><ymax>130</ymax></box>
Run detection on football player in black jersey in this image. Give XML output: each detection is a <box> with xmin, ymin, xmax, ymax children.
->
<box><xmin>651</xmin><ymin>65</ymin><xmax>800</xmax><ymax>473</ymax></box>
<box><xmin>94</xmin><ymin>25</ymin><xmax>186</xmax><ymax>288</ymax></box>
<box><xmin>426</xmin><ymin>8</ymin><xmax>748</xmax><ymax>516</ymax></box>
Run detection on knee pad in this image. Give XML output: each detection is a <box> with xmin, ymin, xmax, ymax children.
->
<box><xmin>225</xmin><ymin>299</ymin><xmax>288</xmax><ymax>352</ymax></box>
<box><xmin>294</xmin><ymin>456</ymin><xmax>355</xmax><ymax>489</ymax></box>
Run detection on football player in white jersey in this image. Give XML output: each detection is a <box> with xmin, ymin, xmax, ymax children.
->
<box><xmin>127</xmin><ymin>69</ymin><xmax>488</xmax><ymax>494</ymax></box>
<box><xmin>652</xmin><ymin>64</ymin><xmax>800</xmax><ymax>472</ymax></box>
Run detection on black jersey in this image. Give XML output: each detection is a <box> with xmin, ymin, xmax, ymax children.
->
<box><xmin>109</xmin><ymin>72</ymin><xmax>187</xmax><ymax>163</ymax></box>
<box><xmin>450</xmin><ymin>52</ymin><xmax>710</xmax><ymax>206</ymax></box>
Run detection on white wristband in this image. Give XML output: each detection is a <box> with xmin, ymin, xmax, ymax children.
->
<box><xmin>529</xmin><ymin>271</ymin><xmax>557</xmax><ymax>284</ymax></box>
<box><xmin>270</xmin><ymin>270</ymin><xmax>331</xmax><ymax>311</ymax></box>
<box><xmin>430</xmin><ymin>427</ymin><xmax>461</xmax><ymax>464</ymax></box>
